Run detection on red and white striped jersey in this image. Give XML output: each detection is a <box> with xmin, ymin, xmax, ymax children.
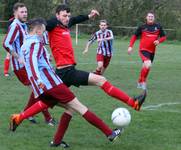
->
<box><xmin>22</xmin><ymin>35</ymin><xmax>62</xmax><ymax>98</ymax></box>
<box><xmin>3</xmin><ymin>18</ymin><xmax>28</xmax><ymax>71</ymax></box>
<box><xmin>88</xmin><ymin>29</ymin><xmax>114</xmax><ymax>56</ymax></box>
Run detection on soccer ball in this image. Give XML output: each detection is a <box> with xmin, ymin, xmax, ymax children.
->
<box><xmin>111</xmin><ymin>107</ymin><xmax>131</xmax><ymax>127</ymax></box>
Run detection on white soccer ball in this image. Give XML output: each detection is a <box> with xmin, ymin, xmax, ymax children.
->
<box><xmin>111</xmin><ymin>107</ymin><xmax>131</xmax><ymax>127</ymax></box>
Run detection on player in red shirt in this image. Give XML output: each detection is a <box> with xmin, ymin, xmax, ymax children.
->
<box><xmin>128</xmin><ymin>11</ymin><xmax>166</xmax><ymax>90</ymax></box>
<box><xmin>46</xmin><ymin>5</ymin><xmax>146</xmax><ymax>147</ymax></box>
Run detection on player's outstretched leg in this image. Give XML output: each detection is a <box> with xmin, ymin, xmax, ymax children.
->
<box><xmin>133</xmin><ymin>90</ymin><xmax>147</xmax><ymax>111</ymax></box>
<box><xmin>9</xmin><ymin>101</ymin><xmax>49</xmax><ymax>132</ymax></box>
<box><xmin>66</xmin><ymin>97</ymin><xmax>123</xmax><ymax>141</ymax></box>
<box><xmin>88</xmin><ymin>73</ymin><xmax>147</xmax><ymax>111</ymax></box>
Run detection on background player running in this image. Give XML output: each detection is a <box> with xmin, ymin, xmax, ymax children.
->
<box><xmin>83</xmin><ymin>20</ymin><xmax>114</xmax><ymax>75</ymax></box>
<box><xmin>128</xmin><ymin>11</ymin><xmax>166</xmax><ymax>90</ymax></box>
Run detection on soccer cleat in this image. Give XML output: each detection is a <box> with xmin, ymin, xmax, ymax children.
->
<box><xmin>28</xmin><ymin>117</ymin><xmax>37</xmax><ymax>124</ymax></box>
<box><xmin>10</xmin><ymin>114</ymin><xmax>21</xmax><ymax>132</ymax></box>
<box><xmin>107</xmin><ymin>128</ymin><xmax>123</xmax><ymax>142</ymax></box>
<box><xmin>46</xmin><ymin>118</ymin><xmax>56</xmax><ymax>126</ymax></box>
<box><xmin>133</xmin><ymin>90</ymin><xmax>147</xmax><ymax>111</ymax></box>
<box><xmin>50</xmin><ymin>141</ymin><xmax>70</xmax><ymax>148</ymax></box>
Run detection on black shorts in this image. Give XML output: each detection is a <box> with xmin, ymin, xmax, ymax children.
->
<box><xmin>140</xmin><ymin>50</ymin><xmax>155</xmax><ymax>62</ymax></box>
<box><xmin>55</xmin><ymin>66</ymin><xmax>89</xmax><ymax>87</ymax></box>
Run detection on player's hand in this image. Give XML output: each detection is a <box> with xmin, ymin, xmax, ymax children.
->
<box><xmin>82</xmin><ymin>49</ymin><xmax>88</xmax><ymax>55</ymax></box>
<box><xmin>88</xmin><ymin>10</ymin><xmax>100</xmax><ymax>19</ymax></box>
<box><xmin>38</xmin><ymin>82</ymin><xmax>45</xmax><ymax>89</ymax></box>
<box><xmin>154</xmin><ymin>40</ymin><xmax>159</xmax><ymax>46</ymax></box>
<box><xmin>128</xmin><ymin>47</ymin><xmax>133</xmax><ymax>55</ymax></box>
<box><xmin>97</xmin><ymin>38</ymin><xmax>104</xmax><ymax>42</ymax></box>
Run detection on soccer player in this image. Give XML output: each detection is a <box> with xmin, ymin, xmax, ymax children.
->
<box><xmin>3</xmin><ymin>17</ymin><xmax>15</xmax><ymax>77</ymax></box>
<box><xmin>83</xmin><ymin>20</ymin><xmax>114</xmax><ymax>75</ymax></box>
<box><xmin>46</xmin><ymin>5</ymin><xmax>146</xmax><ymax>147</ymax></box>
<box><xmin>3</xmin><ymin>2</ymin><xmax>54</xmax><ymax>125</ymax></box>
<box><xmin>10</xmin><ymin>18</ymin><xmax>123</xmax><ymax>147</ymax></box>
<box><xmin>47</xmin><ymin>4</ymin><xmax>146</xmax><ymax>110</ymax></box>
<box><xmin>128</xmin><ymin>11</ymin><xmax>166</xmax><ymax>90</ymax></box>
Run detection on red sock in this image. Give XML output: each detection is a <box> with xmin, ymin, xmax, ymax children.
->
<box><xmin>4</xmin><ymin>58</ymin><xmax>10</xmax><ymax>74</ymax></box>
<box><xmin>42</xmin><ymin>109</ymin><xmax>52</xmax><ymax>122</ymax></box>
<box><xmin>24</xmin><ymin>92</ymin><xmax>36</xmax><ymax>111</ymax></box>
<box><xmin>138</xmin><ymin>67</ymin><xmax>150</xmax><ymax>83</ymax></box>
<box><xmin>53</xmin><ymin>113</ymin><xmax>72</xmax><ymax>144</ymax></box>
<box><xmin>24</xmin><ymin>92</ymin><xmax>52</xmax><ymax>121</ymax></box>
<box><xmin>83</xmin><ymin>110</ymin><xmax>112</xmax><ymax>136</ymax></box>
<box><xmin>101</xmin><ymin>81</ymin><xmax>135</xmax><ymax>107</ymax></box>
<box><xmin>20</xmin><ymin>101</ymin><xmax>49</xmax><ymax>121</ymax></box>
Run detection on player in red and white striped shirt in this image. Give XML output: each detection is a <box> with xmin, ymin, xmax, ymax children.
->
<box><xmin>3</xmin><ymin>2</ymin><xmax>54</xmax><ymax>125</ymax></box>
<box><xmin>83</xmin><ymin>20</ymin><xmax>114</xmax><ymax>75</ymax></box>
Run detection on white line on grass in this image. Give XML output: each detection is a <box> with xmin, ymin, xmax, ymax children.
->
<box><xmin>142</xmin><ymin>102</ymin><xmax>181</xmax><ymax>110</ymax></box>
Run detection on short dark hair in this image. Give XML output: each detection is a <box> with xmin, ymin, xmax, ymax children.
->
<box><xmin>27</xmin><ymin>18</ymin><xmax>47</xmax><ymax>32</ymax></box>
<box><xmin>13</xmin><ymin>2</ymin><xmax>26</xmax><ymax>12</ymax></box>
<box><xmin>55</xmin><ymin>4</ymin><xmax>70</xmax><ymax>14</ymax></box>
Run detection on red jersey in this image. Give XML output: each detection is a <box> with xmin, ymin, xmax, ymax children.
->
<box><xmin>129</xmin><ymin>23</ymin><xmax>166</xmax><ymax>53</ymax></box>
<box><xmin>48</xmin><ymin>25</ymin><xmax>76</xmax><ymax>67</ymax></box>
<box><xmin>46</xmin><ymin>15</ymin><xmax>89</xmax><ymax>67</ymax></box>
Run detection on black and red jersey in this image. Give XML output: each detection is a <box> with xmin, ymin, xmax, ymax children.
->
<box><xmin>129</xmin><ymin>23</ymin><xmax>166</xmax><ymax>53</ymax></box>
<box><xmin>46</xmin><ymin>15</ymin><xmax>89</xmax><ymax>67</ymax></box>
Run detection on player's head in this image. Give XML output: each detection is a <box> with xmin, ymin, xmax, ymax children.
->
<box><xmin>99</xmin><ymin>20</ymin><xmax>108</xmax><ymax>32</ymax></box>
<box><xmin>55</xmin><ymin>4</ymin><xmax>71</xmax><ymax>26</ymax></box>
<box><xmin>27</xmin><ymin>18</ymin><xmax>46</xmax><ymax>37</ymax></box>
<box><xmin>146</xmin><ymin>11</ymin><xmax>155</xmax><ymax>24</ymax></box>
<box><xmin>13</xmin><ymin>2</ymin><xmax>27</xmax><ymax>22</ymax></box>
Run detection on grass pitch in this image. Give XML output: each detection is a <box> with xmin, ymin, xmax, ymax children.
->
<box><xmin>0</xmin><ymin>34</ymin><xmax>181</xmax><ymax>150</ymax></box>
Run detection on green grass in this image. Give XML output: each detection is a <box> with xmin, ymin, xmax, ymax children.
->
<box><xmin>0</xmin><ymin>34</ymin><xmax>181</xmax><ymax>150</ymax></box>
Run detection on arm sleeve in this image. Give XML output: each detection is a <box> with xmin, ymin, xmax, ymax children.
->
<box><xmin>129</xmin><ymin>35</ymin><xmax>137</xmax><ymax>47</ymax></box>
<box><xmin>3</xmin><ymin>24</ymin><xmax>19</xmax><ymax>53</ymax></box>
<box><xmin>29</xmin><ymin>42</ymin><xmax>43</xmax><ymax>83</ymax></box>
<box><xmin>108</xmin><ymin>30</ymin><xmax>114</xmax><ymax>39</ymax></box>
<box><xmin>88</xmin><ymin>33</ymin><xmax>97</xmax><ymax>44</ymax></box>
<box><xmin>46</xmin><ymin>17</ymin><xmax>58</xmax><ymax>31</ymax></box>
<box><xmin>128</xmin><ymin>26</ymin><xmax>141</xmax><ymax>47</ymax></box>
<box><xmin>68</xmin><ymin>15</ymin><xmax>89</xmax><ymax>28</ymax></box>
<box><xmin>159</xmin><ymin>25</ymin><xmax>166</xmax><ymax>43</ymax></box>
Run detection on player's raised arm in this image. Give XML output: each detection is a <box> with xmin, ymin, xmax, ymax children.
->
<box><xmin>69</xmin><ymin>9</ymin><xmax>99</xmax><ymax>28</ymax></box>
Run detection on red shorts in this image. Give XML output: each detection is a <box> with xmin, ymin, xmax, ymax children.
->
<box><xmin>39</xmin><ymin>84</ymin><xmax>75</xmax><ymax>107</ymax></box>
<box><xmin>96</xmin><ymin>54</ymin><xmax>112</xmax><ymax>68</ymax></box>
<box><xmin>14</xmin><ymin>67</ymin><xmax>30</xmax><ymax>86</ymax></box>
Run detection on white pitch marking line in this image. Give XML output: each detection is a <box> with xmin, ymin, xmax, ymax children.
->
<box><xmin>142</xmin><ymin>102</ymin><xmax>181</xmax><ymax>110</ymax></box>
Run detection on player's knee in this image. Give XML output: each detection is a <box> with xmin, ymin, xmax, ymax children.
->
<box><xmin>98</xmin><ymin>75</ymin><xmax>107</xmax><ymax>85</ymax></box>
<box><xmin>144</xmin><ymin>60</ymin><xmax>152</xmax><ymax>68</ymax></box>
<box><xmin>97</xmin><ymin>66</ymin><xmax>103</xmax><ymax>71</ymax></box>
<box><xmin>65</xmin><ymin>109</ymin><xmax>74</xmax><ymax>116</ymax></box>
